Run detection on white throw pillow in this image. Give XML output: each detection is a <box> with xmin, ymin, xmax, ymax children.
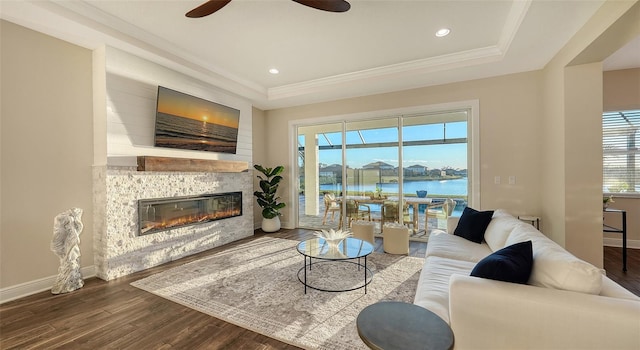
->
<box><xmin>484</xmin><ymin>211</ymin><xmax>521</xmax><ymax>251</ymax></box>
<box><xmin>491</xmin><ymin>209</ymin><xmax>512</xmax><ymax>218</ymax></box>
<box><xmin>506</xmin><ymin>225</ymin><xmax>603</xmax><ymax>295</ymax></box>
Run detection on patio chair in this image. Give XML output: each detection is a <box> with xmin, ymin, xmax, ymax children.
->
<box><xmin>322</xmin><ymin>193</ymin><xmax>341</xmax><ymax>224</ymax></box>
<box><xmin>339</xmin><ymin>199</ymin><xmax>371</xmax><ymax>228</ymax></box>
<box><xmin>425</xmin><ymin>198</ymin><xmax>456</xmax><ymax>229</ymax></box>
<box><xmin>381</xmin><ymin>200</ymin><xmax>412</xmax><ymax>229</ymax></box>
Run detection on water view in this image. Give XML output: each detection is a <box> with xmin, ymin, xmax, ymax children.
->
<box><xmin>320</xmin><ymin>177</ymin><xmax>468</xmax><ymax>197</ymax></box>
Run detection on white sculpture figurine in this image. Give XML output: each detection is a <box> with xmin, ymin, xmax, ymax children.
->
<box><xmin>51</xmin><ymin>208</ymin><xmax>84</xmax><ymax>294</ymax></box>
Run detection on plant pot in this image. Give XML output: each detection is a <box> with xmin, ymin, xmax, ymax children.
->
<box><xmin>262</xmin><ymin>216</ymin><xmax>281</xmax><ymax>233</ymax></box>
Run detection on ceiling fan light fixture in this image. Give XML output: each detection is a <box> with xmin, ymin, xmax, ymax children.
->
<box><xmin>293</xmin><ymin>0</ymin><xmax>350</xmax><ymax>13</ymax></box>
<box><xmin>186</xmin><ymin>0</ymin><xmax>233</xmax><ymax>18</ymax></box>
<box><xmin>435</xmin><ymin>28</ymin><xmax>451</xmax><ymax>37</ymax></box>
<box><xmin>186</xmin><ymin>0</ymin><xmax>350</xmax><ymax>17</ymax></box>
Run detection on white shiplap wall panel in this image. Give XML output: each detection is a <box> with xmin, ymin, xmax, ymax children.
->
<box><xmin>235</xmin><ymin>136</ymin><xmax>253</xmax><ymax>158</ymax></box>
<box><xmin>105</xmin><ymin>47</ymin><xmax>252</xmax><ymax>163</ymax></box>
<box><xmin>108</xmin><ymin>143</ymin><xmax>153</xmax><ymax>156</ymax></box>
<box><xmin>106</xmin><ymin>120</ymin><xmax>153</xmax><ymax>141</ymax></box>
<box><xmin>107</xmin><ymin>133</ymin><xmax>154</xmax><ymax>148</ymax></box>
<box><xmin>106</xmin><ymin>77</ymin><xmax>156</xmax><ymax>126</ymax></box>
<box><xmin>236</xmin><ymin>133</ymin><xmax>252</xmax><ymax>146</ymax></box>
<box><xmin>106</xmin><ymin>99</ymin><xmax>156</xmax><ymax>127</ymax></box>
<box><xmin>106</xmin><ymin>121</ymin><xmax>145</xmax><ymax>137</ymax></box>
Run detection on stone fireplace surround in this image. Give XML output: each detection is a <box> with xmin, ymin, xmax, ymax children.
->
<box><xmin>93</xmin><ymin>162</ymin><xmax>254</xmax><ymax>281</ymax></box>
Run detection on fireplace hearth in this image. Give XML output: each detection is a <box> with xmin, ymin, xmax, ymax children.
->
<box><xmin>138</xmin><ymin>192</ymin><xmax>242</xmax><ymax>236</ymax></box>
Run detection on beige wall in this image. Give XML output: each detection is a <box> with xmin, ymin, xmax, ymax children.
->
<box><xmin>540</xmin><ymin>62</ymin><xmax>567</xmax><ymax>246</ymax></box>
<box><xmin>540</xmin><ymin>0</ymin><xmax>639</xmax><ymax>266</ymax></box>
<box><xmin>1</xmin><ymin>21</ymin><xmax>94</xmax><ymax>289</ymax></box>
<box><xmin>563</xmin><ymin>63</ymin><xmax>605</xmax><ymax>265</ymax></box>
<box><xmin>266</xmin><ymin>71</ymin><xmax>543</xmax><ymax>229</ymax></box>
<box><xmin>603</xmin><ymin>68</ymin><xmax>640</xmax><ymax>246</ymax></box>
<box><xmin>603</xmin><ymin>68</ymin><xmax>640</xmax><ymax>111</ymax></box>
<box><xmin>252</xmin><ymin>107</ymin><xmax>267</xmax><ymax>228</ymax></box>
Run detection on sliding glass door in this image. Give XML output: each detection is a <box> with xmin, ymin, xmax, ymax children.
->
<box><xmin>297</xmin><ymin>123</ymin><xmax>344</xmax><ymax>230</ymax></box>
<box><xmin>402</xmin><ymin>111</ymin><xmax>468</xmax><ymax>233</ymax></box>
<box><xmin>296</xmin><ymin>109</ymin><xmax>469</xmax><ymax>241</ymax></box>
<box><xmin>344</xmin><ymin>118</ymin><xmax>400</xmax><ymax>233</ymax></box>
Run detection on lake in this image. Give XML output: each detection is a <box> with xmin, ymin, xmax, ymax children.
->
<box><xmin>319</xmin><ymin>178</ymin><xmax>468</xmax><ymax>197</ymax></box>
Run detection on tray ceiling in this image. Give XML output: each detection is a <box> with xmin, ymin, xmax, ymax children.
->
<box><xmin>1</xmin><ymin>0</ymin><xmax>620</xmax><ymax>109</ymax></box>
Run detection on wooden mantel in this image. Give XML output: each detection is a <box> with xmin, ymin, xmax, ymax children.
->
<box><xmin>137</xmin><ymin>156</ymin><xmax>249</xmax><ymax>173</ymax></box>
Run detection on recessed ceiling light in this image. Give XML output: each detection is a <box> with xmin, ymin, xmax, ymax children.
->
<box><xmin>269</xmin><ymin>68</ymin><xmax>279</xmax><ymax>74</ymax></box>
<box><xmin>435</xmin><ymin>28</ymin><xmax>451</xmax><ymax>37</ymax></box>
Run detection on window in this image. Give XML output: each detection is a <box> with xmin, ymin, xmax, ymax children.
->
<box><xmin>603</xmin><ymin>110</ymin><xmax>639</xmax><ymax>194</ymax></box>
<box><xmin>296</xmin><ymin>109</ymin><xmax>470</xmax><ymax>233</ymax></box>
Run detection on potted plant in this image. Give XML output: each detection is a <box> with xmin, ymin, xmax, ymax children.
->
<box><xmin>374</xmin><ymin>185</ymin><xmax>387</xmax><ymax>199</ymax></box>
<box><xmin>253</xmin><ymin>164</ymin><xmax>286</xmax><ymax>232</ymax></box>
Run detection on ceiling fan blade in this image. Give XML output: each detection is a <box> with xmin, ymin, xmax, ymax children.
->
<box><xmin>293</xmin><ymin>0</ymin><xmax>351</xmax><ymax>13</ymax></box>
<box><xmin>186</xmin><ymin>0</ymin><xmax>233</xmax><ymax>18</ymax></box>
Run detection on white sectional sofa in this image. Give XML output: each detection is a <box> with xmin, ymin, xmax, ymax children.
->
<box><xmin>414</xmin><ymin>209</ymin><xmax>640</xmax><ymax>349</ymax></box>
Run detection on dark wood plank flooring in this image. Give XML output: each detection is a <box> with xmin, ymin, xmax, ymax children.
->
<box><xmin>1</xmin><ymin>229</ymin><xmax>637</xmax><ymax>349</ymax></box>
<box><xmin>603</xmin><ymin>245</ymin><xmax>640</xmax><ymax>296</ymax></box>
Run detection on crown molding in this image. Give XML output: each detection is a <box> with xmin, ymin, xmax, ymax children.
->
<box><xmin>267</xmin><ymin>46</ymin><xmax>504</xmax><ymax>102</ymax></box>
<box><xmin>2</xmin><ymin>0</ymin><xmax>532</xmax><ymax>109</ymax></box>
<box><xmin>267</xmin><ymin>0</ymin><xmax>532</xmax><ymax>103</ymax></box>
<box><xmin>497</xmin><ymin>0</ymin><xmax>532</xmax><ymax>51</ymax></box>
<box><xmin>1</xmin><ymin>1</ymin><xmax>267</xmax><ymax>103</ymax></box>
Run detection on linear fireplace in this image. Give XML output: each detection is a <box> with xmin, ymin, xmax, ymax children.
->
<box><xmin>138</xmin><ymin>192</ymin><xmax>242</xmax><ymax>236</ymax></box>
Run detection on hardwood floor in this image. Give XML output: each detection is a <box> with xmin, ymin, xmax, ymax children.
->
<box><xmin>603</xmin><ymin>245</ymin><xmax>640</xmax><ymax>296</ymax></box>
<box><xmin>1</xmin><ymin>229</ymin><xmax>637</xmax><ymax>349</ymax></box>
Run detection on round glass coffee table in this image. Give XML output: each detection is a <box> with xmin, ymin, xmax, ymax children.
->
<box><xmin>296</xmin><ymin>237</ymin><xmax>374</xmax><ymax>294</ymax></box>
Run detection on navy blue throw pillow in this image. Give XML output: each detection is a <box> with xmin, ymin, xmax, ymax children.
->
<box><xmin>453</xmin><ymin>207</ymin><xmax>494</xmax><ymax>243</ymax></box>
<box><xmin>471</xmin><ymin>240</ymin><xmax>533</xmax><ymax>284</ymax></box>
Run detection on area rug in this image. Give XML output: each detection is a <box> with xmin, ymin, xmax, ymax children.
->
<box><xmin>131</xmin><ymin>237</ymin><xmax>424</xmax><ymax>350</ymax></box>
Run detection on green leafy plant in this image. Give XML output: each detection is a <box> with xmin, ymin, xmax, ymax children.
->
<box><xmin>253</xmin><ymin>164</ymin><xmax>286</xmax><ymax>219</ymax></box>
<box><xmin>603</xmin><ymin>195</ymin><xmax>615</xmax><ymax>208</ymax></box>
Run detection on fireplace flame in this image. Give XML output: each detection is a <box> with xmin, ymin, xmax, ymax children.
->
<box><xmin>139</xmin><ymin>193</ymin><xmax>242</xmax><ymax>235</ymax></box>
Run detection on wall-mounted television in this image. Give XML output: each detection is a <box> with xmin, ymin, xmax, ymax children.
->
<box><xmin>154</xmin><ymin>86</ymin><xmax>240</xmax><ymax>154</ymax></box>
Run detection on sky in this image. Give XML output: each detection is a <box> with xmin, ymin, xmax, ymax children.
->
<box><xmin>301</xmin><ymin>122</ymin><xmax>468</xmax><ymax>169</ymax></box>
<box><xmin>156</xmin><ymin>86</ymin><xmax>240</xmax><ymax>128</ymax></box>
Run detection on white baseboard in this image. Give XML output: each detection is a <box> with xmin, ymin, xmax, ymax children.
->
<box><xmin>603</xmin><ymin>237</ymin><xmax>640</xmax><ymax>249</ymax></box>
<box><xmin>0</xmin><ymin>265</ymin><xmax>96</xmax><ymax>304</ymax></box>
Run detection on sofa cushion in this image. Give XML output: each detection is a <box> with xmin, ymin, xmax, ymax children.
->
<box><xmin>491</xmin><ymin>208</ymin><xmax>512</xmax><ymax>218</ymax></box>
<box><xmin>414</xmin><ymin>256</ymin><xmax>477</xmax><ymax>324</ymax></box>
<box><xmin>454</xmin><ymin>207</ymin><xmax>494</xmax><ymax>243</ymax></box>
<box><xmin>483</xmin><ymin>210</ymin><xmax>521</xmax><ymax>251</ymax></box>
<box><xmin>600</xmin><ymin>277</ymin><xmax>640</xmax><ymax>300</ymax></box>
<box><xmin>426</xmin><ymin>230</ymin><xmax>493</xmax><ymax>263</ymax></box>
<box><xmin>471</xmin><ymin>241</ymin><xmax>533</xmax><ymax>284</ymax></box>
<box><xmin>506</xmin><ymin>224</ymin><xmax>603</xmax><ymax>294</ymax></box>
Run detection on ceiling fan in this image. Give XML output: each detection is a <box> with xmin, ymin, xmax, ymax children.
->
<box><xmin>186</xmin><ymin>0</ymin><xmax>351</xmax><ymax>18</ymax></box>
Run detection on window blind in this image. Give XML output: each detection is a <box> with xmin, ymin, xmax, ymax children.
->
<box><xmin>603</xmin><ymin>110</ymin><xmax>639</xmax><ymax>193</ymax></box>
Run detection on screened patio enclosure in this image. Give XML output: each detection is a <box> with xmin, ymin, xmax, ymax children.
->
<box><xmin>296</xmin><ymin>110</ymin><xmax>470</xmax><ymax>241</ymax></box>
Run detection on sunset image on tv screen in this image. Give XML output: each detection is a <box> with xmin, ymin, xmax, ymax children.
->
<box><xmin>154</xmin><ymin>86</ymin><xmax>240</xmax><ymax>154</ymax></box>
